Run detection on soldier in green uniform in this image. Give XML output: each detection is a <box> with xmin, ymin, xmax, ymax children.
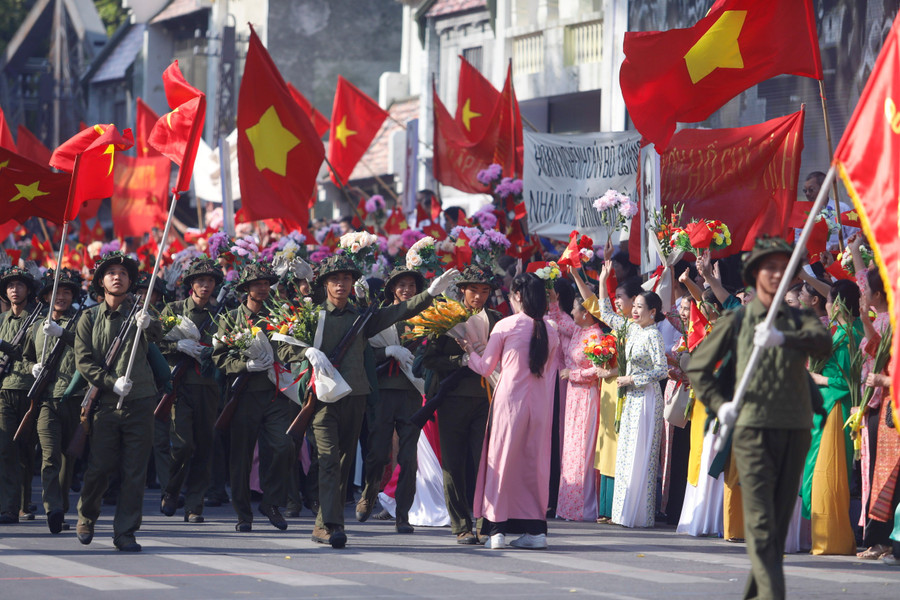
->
<box><xmin>355</xmin><ymin>267</ymin><xmax>427</xmax><ymax>533</ymax></box>
<box><xmin>74</xmin><ymin>251</ymin><xmax>163</xmax><ymax>552</ymax></box>
<box><xmin>211</xmin><ymin>261</ymin><xmax>294</xmax><ymax>533</ymax></box>
<box><xmin>0</xmin><ymin>266</ymin><xmax>38</xmax><ymax>524</ymax></box>
<box><xmin>422</xmin><ymin>264</ymin><xmax>501</xmax><ymax>544</ymax></box>
<box><xmin>22</xmin><ymin>269</ymin><xmax>84</xmax><ymax>533</ymax></box>
<box><xmin>686</xmin><ymin>237</ymin><xmax>831</xmax><ymax>600</ymax></box>
<box><xmin>158</xmin><ymin>257</ymin><xmax>223</xmax><ymax>523</ymax></box>
<box><xmin>299</xmin><ymin>255</ymin><xmax>456</xmax><ymax>548</ymax></box>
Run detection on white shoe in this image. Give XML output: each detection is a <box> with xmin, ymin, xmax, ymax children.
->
<box><xmin>486</xmin><ymin>533</ymin><xmax>505</xmax><ymax>549</ymax></box>
<box><xmin>510</xmin><ymin>533</ymin><xmax>547</xmax><ymax>549</ymax></box>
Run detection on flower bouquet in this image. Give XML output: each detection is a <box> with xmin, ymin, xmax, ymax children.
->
<box><xmin>593</xmin><ymin>189</ymin><xmax>638</xmax><ymax>236</ymax></box>
<box><xmin>213</xmin><ymin>313</ymin><xmax>268</xmax><ymax>362</ymax></box>
<box><xmin>838</xmin><ymin>244</ymin><xmax>874</xmax><ymax>275</ymax></box>
<box><xmin>264</xmin><ymin>298</ymin><xmax>320</xmax><ymax>348</ymax></box>
<box><xmin>669</xmin><ymin>219</ymin><xmax>732</xmax><ymax>256</ymax></box>
<box><xmin>583</xmin><ymin>334</ymin><xmax>618</xmax><ymax>368</ymax></box>
<box><xmin>647</xmin><ymin>204</ymin><xmax>684</xmax><ymax>260</ymax></box>
<box><xmin>161</xmin><ymin>309</ymin><xmax>202</xmax><ymax>343</ymax></box>
<box><xmin>406</xmin><ymin>236</ymin><xmax>442</xmax><ymax>274</ymax></box>
<box><xmin>364</xmin><ymin>194</ymin><xmax>387</xmax><ymax>224</ymax></box>
<box><xmin>613</xmin><ymin>322</ymin><xmax>628</xmax><ymax>433</ymax></box>
<box><xmin>339</xmin><ymin>230</ymin><xmax>380</xmax><ymax>273</ymax></box>
<box><xmin>450</xmin><ymin>226</ymin><xmax>511</xmax><ymax>269</ymax></box>
<box><xmin>534</xmin><ymin>261</ymin><xmax>562</xmax><ymax>291</ymax></box>
<box><xmin>402</xmin><ymin>298</ymin><xmax>472</xmax><ymax>341</ymax></box>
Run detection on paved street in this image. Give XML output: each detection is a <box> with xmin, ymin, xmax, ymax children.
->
<box><xmin>0</xmin><ymin>486</ymin><xmax>898</xmax><ymax>599</ymax></box>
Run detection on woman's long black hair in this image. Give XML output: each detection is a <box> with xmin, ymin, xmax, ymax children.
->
<box><xmin>512</xmin><ymin>273</ymin><xmax>549</xmax><ymax>377</ymax></box>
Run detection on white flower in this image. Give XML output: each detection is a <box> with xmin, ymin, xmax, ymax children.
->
<box><xmin>580</xmin><ymin>248</ymin><xmax>594</xmax><ymax>261</ymax></box>
<box><xmin>409</xmin><ymin>236</ymin><xmax>435</xmax><ymax>254</ymax></box>
<box><xmin>407</xmin><ymin>253</ymin><xmax>423</xmax><ymax>267</ymax></box>
<box><xmin>350</xmin><ymin>242</ymin><xmax>361</xmax><ymax>253</ymax></box>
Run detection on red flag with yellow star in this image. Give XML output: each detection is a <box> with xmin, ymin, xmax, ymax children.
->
<box><xmin>287</xmin><ymin>83</ymin><xmax>330</xmax><ymax>138</ymax></box>
<box><xmin>15</xmin><ymin>125</ymin><xmax>51</xmax><ymax>165</ymax></box>
<box><xmin>327</xmin><ymin>76</ymin><xmax>388</xmax><ymax>185</ymax></box>
<box><xmin>686</xmin><ymin>300</ymin><xmax>710</xmax><ymax>352</ymax></box>
<box><xmin>456</xmin><ymin>56</ymin><xmax>499</xmax><ymax>142</ymax></box>
<box><xmin>620</xmin><ymin>0</ymin><xmax>822</xmax><ymax>150</ymax></box>
<box><xmin>833</xmin><ymin>13</ymin><xmax>900</xmax><ymax>431</ymax></box>
<box><xmin>147</xmin><ymin>61</ymin><xmax>206</xmax><ymax>193</ymax></box>
<box><xmin>0</xmin><ymin>147</ymin><xmax>70</xmax><ymax>225</ymax></box>
<box><xmin>136</xmin><ymin>97</ymin><xmax>162</xmax><ymax>158</ymax></box>
<box><xmin>383</xmin><ymin>206</ymin><xmax>410</xmax><ymax>236</ymax></box>
<box><xmin>237</xmin><ymin>27</ymin><xmax>325</xmax><ymax>227</ymax></box>
<box><xmin>50</xmin><ymin>124</ymin><xmax>134</xmax><ymax>222</ymax></box>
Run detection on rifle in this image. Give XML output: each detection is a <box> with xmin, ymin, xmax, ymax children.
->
<box><xmin>285</xmin><ymin>303</ymin><xmax>379</xmax><ymax>438</ymax></box>
<box><xmin>409</xmin><ymin>366</ymin><xmax>469</xmax><ymax>428</ymax></box>
<box><xmin>213</xmin><ymin>371</ymin><xmax>249</xmax><ymax>431</ymax></box>
<box><xmin>14</xmin><ymin>301</ymin><xmax>85</xmax><ymax>443</ymax></box>
<box><xmin>155</xmin><ymin>288</ymin><xmax>231</xmax><ymax>421</ymax></box>
<box><xmin>66</xmin><ymin>294</ymin><xmax>144</xmax><ymax>458</ymax></box>
<box><xmin>0</xmin><ymin>302</ymin><xmax>46</xmax><ymax>386</ymax></box>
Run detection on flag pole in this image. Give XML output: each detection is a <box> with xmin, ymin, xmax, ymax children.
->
<box><xmin>116</xmin><ymin>189</ymin><xmax>179</xmax><ymax>410</ymax></box>
<box><xmin>712</xmin><ymin>165</ymin><xmax>837</xmax><ymax>452</ymax></box>
<box><xmin>818</xmin><ymin>80</ymin><xmax>845</xmax><ymax>250</ymax></box>
<box><xmin>39</xmin><ymin>219</ymin><xmax>69</xmax><ymax>365</ymax></box>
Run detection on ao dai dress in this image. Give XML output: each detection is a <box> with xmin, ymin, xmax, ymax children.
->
<box><xmin>584</xmin><ymin>295</ymin><xmax>667</xmax><ymax>528</ymax></box>
<box><xmin>549</xmin><ymin>303</ymin><xmax>603</xmax><ymax>521</ymax></box>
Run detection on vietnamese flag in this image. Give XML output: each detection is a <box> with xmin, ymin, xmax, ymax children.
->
<box><xmin>237</xmin><ymin>27</ymin><xmax>325</xmax><ymax>228</ymax></box>
<box><xmin>327</xmin><ymin>75</ymin><xmax>389</xmax><ymax>185</ymax></box>
<box><xmin>833</xmin><ymin>13</ymin><xmax>900</xmax><ymax>432</ymax></box>
<box><xmin>559</xmin><ymin>231</ymin><xmax>594</xmax><ymax>270</ymax></box>
<box><xmin>620</xmin><ymin>0</ymin><xmax>822</xmax><ymax>150</ymax></box>
<box><xmin>383</xmin><ymin>206</ymin><xmax>410</xmax><ymax>235</ymax></box>
<box><xmin>287</xmin><ymin>83</ymin><xmax>330</xmax><ymax>138</ymax></box>
<box><xmin>50</xmin><ymin>124</ymin><xmax>134</xmax><ymax>222</ymax></box>
<box><xmin>79</xmin><ymin>218</ymin><xmax>104</xmax><ymax>242</ymax></box>
<box><xmin>0</xmin><ymin>147</ymin><xmax>71</xmax><ymax>225</ymax></box>
<box><xmin>147</xmin><ymin>61</ymin><xmax>206</xmax><ymax>193</ymax></box>
<box><xmin>15</xmin><ymin>125</ymin><xmax>51</xmax><ymax>165</ymax></box>
<box><xmin>111</xmin><ymin>155</ymin><xmax>171</xmax><ymax>238</ymax></box>
<box><xmin>686</xmin><ymin>301</ymin><xmax>710</xmax><ymax>352</ymax></box>
<box><xmin>0</xmin><ymin>107</ymin><xmax>15</xmax><ymax>151</ymax></box>
<box><xmin>456</xmin><ymin>55</ymin><xmax>499</xmax><ymax>142</ymax></box>
<box><xmin>135</xmin><ymin>97</ymin><xmax>162</xmax><ymax>158</ymax></box>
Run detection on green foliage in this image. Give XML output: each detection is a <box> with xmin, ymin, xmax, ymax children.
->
<box><xmin>94</xmin><ymin>0</ymin><xmax>128</xmax><ymax>37</ymax></box>
<box><xmin>0</xmin><ymin>0</ymin><xmax>37</xmax><ymax>57</ymax></box>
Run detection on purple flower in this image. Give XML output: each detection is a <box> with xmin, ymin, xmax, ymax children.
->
<box><xmin>509</xmin><ymin>179</ymin><xmax>523</xmax><ymax>195</ymax></box>
<box><xmin>401</xmin><ymin>229</ymin><xmax>425</xmax><ymax>248</ymax></box>
<box><xmin>376</xmin><ymin>235</ymin><xmax>388</xmax><ymax>253</ymax></box>
<box><xmin>207</xmin><ymin>232</ymin><xmax>229</xmax><ymax>258</ymax></box>
<box><xmin>476</xmin><ymin>163</ymin><xmax>503</xmax><ymax>185</ymax></box>
<box><xmin>99</xmin><ymin>239</ymin><xmax>121</xmax><ymax>256</ymax></box>
<box><xmin>618</xmin><ymin>199</ymin><xmax>638</xmax><ymax>218</ymax></box>
<box><xmin>365</xmin><ymin>195</ymin><xmax>386</xmax><ymax>214</ymax></box>
<box><xmin>225</xmin><ymin>269</ymin><xmax>239</xmax><ymax>282</ymax></box>
<box><xmin>309</xmin><ymin>246</ymin><xmax>332</xmax><ymax>263</ymax></box>
<box><xmin>483</xmin><ymin>229</ymin><xmax>511</xmax><ymax>248</ymax></box>
<box><xmin>473</xmin><ymin>207</ymin><xmax>498</xmax><ymax>230</ymax></box>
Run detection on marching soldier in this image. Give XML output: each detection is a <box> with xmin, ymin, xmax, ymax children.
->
<box><xmin>211</xmin><ymin>261</ymin><xmax>295</xmax><ymax>533</ymax></box>
<box><xmin>158</xmin><ymin>257</ymin><xmax>223</xmax><ymax>523</ymax></box>
<box><xmin>22</xmin><ymin>269</ymin><xmax>84</xmax><ymax>533</ymax></box>
<box><xmin>0</xmin><ymin>266</ymin><xmax>38</xmax><ymax>524</ymax></box>
<box><xmin>422</xmin><ymin>264</ymin><xmax>502</xmax><ymax>544</ymax></box>
<box><xmin>74</xmin><ymin>251</ymin><xmax>163</xmax><ymax>552</ymax></box>
<box><xmin>299</xmin><ymin>255</ymin><xmax>456</xmax><ymax>548</ymax></box>
<box><xmin>356</xmin><ymin>266</ymin><xmax>427</xmax><ymax>533</ymax></box>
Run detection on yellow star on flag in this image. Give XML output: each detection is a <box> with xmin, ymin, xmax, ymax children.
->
<box><xmin>461</xmin><ymin>98</ymin><xmax>481</xmax><ymax>131</ymax></box>
<box><xmin>684</xmin><ymin>11</ymin><xmax>747</xmax><ymax>84</ymax></box>
<box><xmin>102</xmin><ymin>144</ymin><xmax>116</xmax><ymax>176</ymax></box>
<box><xmin>0</xmin><ymin>159</ymin><xmax>9</xmax><ymax>172</ymax></box>
<box><xmin>846</xmin><ymin>210</ymin><xmax>858</xmax><ymax>221</ymax></box>
<box><xmin>166</xmin><ymin>106</ymin><xmax>180</xmax><ymax>129</ymax></box>
<box><xmin>9</xmin><ymin>180</ymin><xmax>48</xmax><ymax>203</ymax></box>
<box><xmin>246</xmin><ymin>106</ymin><xmax>301</xmax><ymax>176</ymax></box>
<box><xmin>334</xmin><ymin>115</ymin><xmax>357</xmax><ymax>147</ymax></box>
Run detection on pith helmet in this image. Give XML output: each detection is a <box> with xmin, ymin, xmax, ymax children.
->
<box><xmin>236</xmin><ymin>261</ymin><xmax>279</xmax><ymax>292</ymax></box>
<box><xmin>91</xmin><ymin>251</ymin><xmax>139</xmax><ymax>295</ymax></box>
<box><xmin>0</xmin><ymin>266</ymin><xmax>36</xmax><ymax>303</ymax></box>
<box><xmin>741</xmin><ymin>236</ymin><xmax>794</xmax><ymax>286</ymax></box>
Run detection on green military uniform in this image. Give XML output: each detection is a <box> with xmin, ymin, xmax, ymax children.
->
<box><xmin>75</xmin><ymin>252</ymin><xmax>164</xmax><ymax>551</ymax></box>
<box><xmin>0</xmin><ymin>266</ymin><xmax>38</xmax><ymax>523</ymax></box>
<box><xmin>422</xmin><ymin>264</ymin><xmax>500</xmax><ymax>540</ymax></box>
<box><xmin>686</xmin><ymin>237</ymin><xmax>830</xmax><ymax>600</ymax></box>
<box><xmin>358</xmin><ymin>268</ymin><xmax>427</xmax><ymax>530</ymax></box>
<box><xmin>20</xmin><ymin>269</ymin><xmax>83</xmax><ymax>532</ymax></box>
<box><xmin>211</xmin><ymin>263</ymin><xmax>295</xmax><ymax>530</ymax></box>
<box><xmin>157</xmin><ymin>258</ymin><xmax>224</xmax><ymax>521</ymax></box>
<box><xmin>300</xmin><ymin>256</ymin><xmax>434</xmax><ymax>546</ymax></box>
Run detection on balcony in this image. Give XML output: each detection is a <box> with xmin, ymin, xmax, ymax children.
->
<box><xmin>513</xmin><ymin>32</ymin><xmax>544</xmax><ymax>76</ymax></box>
<box><xmin>564</xmin><ymin>20</ymin><xmax>602</xmax><ymax>67</ymax></box>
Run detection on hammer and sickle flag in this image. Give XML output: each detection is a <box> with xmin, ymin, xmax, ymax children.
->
<box><xmin>620</xmin><ymin>0</ymin><xmax>822</xmax><ymax>150</ymax></box>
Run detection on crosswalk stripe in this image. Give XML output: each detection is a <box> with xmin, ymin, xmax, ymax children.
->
<box><xmin>349</xmin><ymin>551</ymin><xmax>541</xmax><ymax>584</ymax></box>
<box><xmin>0</xmin><ymin>544</ymin><xmax>173</xmax><ymax>590</ymax></box>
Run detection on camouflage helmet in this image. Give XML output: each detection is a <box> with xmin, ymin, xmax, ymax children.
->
<box><xmin>182</xmin><ymin>256</ymin><xmax>224</xmax><ymax>288</ymax></box>
<box><xmin>741</xmin><ymin>236</ymin><xmax>794</xmax><ymax>286</ymax></box>
<box><xmin>39</xmin><ymin>268</ymin><xmax>83</xmax><ymax>299</ymax></box>
<box><xmin>455</xmin><ymin>263</ymin><xmax>497</xmax><ymax>290</ymax></box>
<box><xmin>91</xmin><ymin>251</ymin><xmax>139</xmax><ymax>295</ymax></box>
<box><xmin>383</xmin><ymin>266</ymin><xmax>425</xmax><ymax>299</ymax></box>
<box><xmin>314</xmin><ymin>254</ymin><xmax>362</xmax><ymax>287</ymax></box>
<box><xmin>135</xmin><ymin>271</ymin><xmax>168</xmax><ymax>299</ymax></box>
<box><xmin>235</xmin><ymin>261</ymin><xmax>279</xmax><ymax>292</ymax></box>
<box><xmin>0</xmin><ymin>266</ymin><xmax>36</xmax><ymax>303</ymax></box>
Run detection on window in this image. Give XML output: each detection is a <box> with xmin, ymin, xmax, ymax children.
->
<box><xmin>462</xmin><ymin>46</ymin><xmax>483</xmax><ymax>73</ymax></box>
<box><xmin>564</xmin><ymin>20</ymin><xmax>602</xmax><ymax>66</ymax></box>
<box><xmin>513</xmin><ymin>32</ymin><xmax>544</xmax><ymax>76</ymax></box>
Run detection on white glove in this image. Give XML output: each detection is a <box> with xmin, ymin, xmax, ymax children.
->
<box><xmin>135</xmin><ymin>312</ymin><xmax>152</xmax><ymax>331</ymax></box>
<box><xmin>43</xmin><ymin>320</ymin><xmax>64</xmax><ymax>338</ymax></box>
<box><xmin>177</xmin><ymin>339</ymin><xmax>204</xmax><ymax>360</ymax></box>
<box><xmin>717</xmin><ymin>401</ymin><xmax>740</xmax><ymax>428</ymax></box>
<box><xmin>354</xmin><ymin>278</ymin><xmax>369</xmax><ymax>299</ymax></box>
<box><xmin>753</xmin><ymin>323</ymin><xmax>785</xmax><ymax>349</ymax></box>
<box><xmin>306</xmin><ymin>347</ymin><xmax>334</xmax><ymax>377</ymax></box>
<box><xmin>385</xmin><ymin>345</ymin><xmax>414</xmax><ymax>369</ymax></box>
<box><xmin>113</xmin><ymin>376</ymin><xmax>133</xmax><ymax>397</ymax></box>
<box><xmin>247</xmin><ymin>357</ymin><xmax>273</xmax><ymax>372</ymax></box>
<box><xmin>32</xmin><ymin>363</ymin><xmax>43</xmax><ymax>378</ymax></box>
<box><xmin>428</xmin><ymin>268</ymin><xmax>461</xmax><ymax>297</ymax></box>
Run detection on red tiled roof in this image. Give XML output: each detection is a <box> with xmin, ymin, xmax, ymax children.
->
<box><xmin>151</xmin><ymin>0</ymin><xmax>212</xmax><ymax>24</ymax></box>
<box><xmin>348</xmin><ymin>97</ymin><xmax>420</xmax><ymax>181</ymax></box>
<box><xmin>426</xmin><ymin>0</ymin><xmax>486</xmax><ymax>18</ymax></box>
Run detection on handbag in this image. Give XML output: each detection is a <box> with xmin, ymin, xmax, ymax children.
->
<box><xmin>664</xmin><ymin>382</ymin><xmax>692</xmax><ymax>428</ymax></box>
